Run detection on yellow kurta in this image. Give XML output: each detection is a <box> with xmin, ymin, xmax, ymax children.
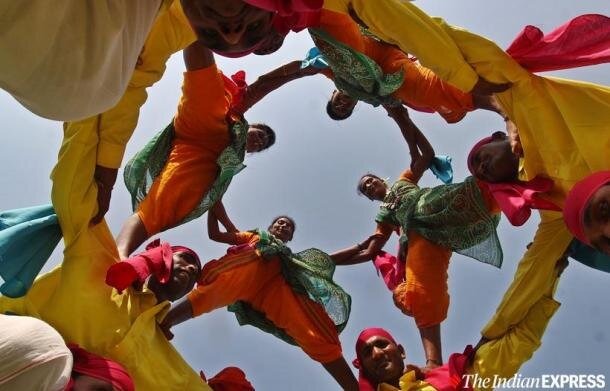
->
<box><xmin>0</xmin><ymin>222</ymin><xmax>210</xmax><ymax>391</ymax></box>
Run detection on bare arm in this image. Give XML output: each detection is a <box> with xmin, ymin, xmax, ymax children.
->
<box><xmin>331</xmin><ymin>234</ymin><xmax>389</xmax><ymax>265</ymax></box>
<box><xmin>207</xmin><ymin>203</ymin><xmax>239</xmax><ymax>244</ymax></box>
<box><xmin>384</xmin><ymin>105</ymin><xmax>434</xmax><ymax>183</ymax></box>
<box><xmin>183</xmin><ymin>41</ymin><xmax>215</xmax><ymax>71</ymax></box>
<box><xmin>239</xmin><ymin>61</ymin><xmax>321</xmax><ymax>113</ymax></box>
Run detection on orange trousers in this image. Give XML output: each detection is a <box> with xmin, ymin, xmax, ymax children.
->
<box><xmin>393</xmin><ymin>231</ymin><xmax>452</xmax><ymax>328</ymax></box>
<box><xmin>137</xmin><ymin>141</ymin><xmax>219</xmax><ymax>235</ymax></box>
<box><xmin>188</xmin><ymin>248</ymin><xmax>342</xmax><ymax>363</ymax></box>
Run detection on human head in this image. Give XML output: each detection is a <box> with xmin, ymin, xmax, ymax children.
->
<box><xmin>268</xmin><ymin>216</ymin><xmax>296</xmax><ymax>242</ymax></box>
<box><xmin>180</xmin><ymin>0</ymin><xmax>275</xmax><ymax>57</ymax></box>
<box><xmin>246</xmin><ymin>123</ymin><xmax>275</xmax><ymax>152</ymax></box>
<box><xmin>68</xmin><ymin>344</ymin><xmax>134</xmax><ymax>391</ymax></box>
<box><xmin>354</xmin><ymin>328</ymin><xmax>406</xmax><ymax>390</ymax></box>
<box><xmin>148</xmin><ymin>246</ymin><xmax>202</xmax><ymax>302</ymax></box>
<box><xmin>327</xmin><ymin>90</ymin><xmax>357</xmax><ymax>121</ymax></box>
<box><xmin>358</xmin><ymin>174</ymin><xmax>388</xmax><ymax>201</ymax></box>
<box><xmin>467</xmin><ymin>131</ymin><xmax>519</xmax><ymax>183</ymax></box>
<box><xmin>564</xmin><ymin>171</ymin><xmax>610</xmax><ymax>254</ymax></box>
<box><xmin>253</xmin><ymin>28</ymin><xmax>286</xmax><ymax>55</ymax></box>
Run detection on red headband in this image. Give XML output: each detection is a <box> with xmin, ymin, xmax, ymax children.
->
<box><xmin>66</xmin><ymin>344</ymin><xmax>134</xmax><ymax>391</ymax></box>
<box><xmin>106</xmin><ymin>240</ymin><xmax>200</xmax><ymax>293</ymax></box>
<box><xmin>467</xmin><ymin>136</ymin><xmax>560</xmax><ymax>226</ymax></box>
<box><xmin>564</xmin><ymin>171</ymin><xmax>610</xmax><ymax>245</ymax></box>
<box><xmin>242</xmin><ymin>0</ymin><xmax>322</xmax><ymax>16</ymax></box>
<box><xmin>353</xmin><ymin>328</ymin><xmax>398</xmax><ymax>391</ymax></box>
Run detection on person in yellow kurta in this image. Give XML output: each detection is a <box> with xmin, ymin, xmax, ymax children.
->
<box><xmin>352</xmin><ymin>256</ymin><xmax>566</xmax><ymax>391</ymax></box>
<box><xmin>0</xmin><ymin>216</ymin><xmax>214</xmax><ymax>390</ymax></box>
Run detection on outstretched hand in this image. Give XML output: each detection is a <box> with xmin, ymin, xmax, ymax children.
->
<box><xmin>470</xmin><ymin>76</ymin><xmax>511</xmax><ymax>97</ymax></box>
<box><xmin>90</xmin><ymin>165</ymin><xmax>118</xmax><ymax>225</ymax></box>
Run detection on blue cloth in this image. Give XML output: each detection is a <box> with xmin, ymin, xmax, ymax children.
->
<box><xmin>301</xmin><ymin>47</ymin><xmax>329</xmax><ymax>69</ymax></box>
<box><xmin>0</xmin><ymin>204</ymin><xmax>61</xmax><ymax>297</ymax></box>
<box><xmin>569</xmin><ymin>239</ymin><xmax>610</xmax><ymax>273</ymax></box>
<box><xmin>429</xmin><ymin>155</ymin><xmax>454</xmax><ymax>184</ymax></box>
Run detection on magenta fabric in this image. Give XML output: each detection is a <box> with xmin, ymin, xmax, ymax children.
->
<box><xmin>564</xmin><ymin>171</ymin><xmax>610</xmax><ymax>245</ymax></box>
<box><xmin>424</xmin><ymin>346</ymin><xmax>474</xmax><ymax>391</ymax></box>
<box><xmin>373</xmin><ymin>251</ymin><xmax>406</xmax><ymax>291</ymax></box>
<box><xmin>467</xmin><ymin>137</ymin><xmax>560</xmax><ymax>226</ymax></box>
<box><xmin>507</xmin><ymin>14</ymin><xmax>610</xmax><ymax>72</ymax></box>
<box><xmin>66</xmin><ymin>344</ymin><xmax>134</xmax><ymax>391</ymax></box>
<box><xmin>353</xmin><ymin>328</ymin><xmax>397</xmax><ymax>391</ymax></box>
<box><xmin>242</xmin><ymin>0</ymin><xmax>322</xmax><ymax>16</ymax></box>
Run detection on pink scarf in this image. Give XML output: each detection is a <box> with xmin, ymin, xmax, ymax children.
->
<box><xmin>564</xmin><ymin>171</ymin><xmax>610</xmax><ymax>245</ymax></box>
<box><xmin>65</xmin><ymin>344</ymin><xmax>134</xmax><ymax>391</ymax></box>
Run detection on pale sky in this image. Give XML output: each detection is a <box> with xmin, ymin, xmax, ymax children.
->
<box><xmin>1</xmin><ymin>1</ymin><xmax>610</xmax><ymax>390</ymax></box>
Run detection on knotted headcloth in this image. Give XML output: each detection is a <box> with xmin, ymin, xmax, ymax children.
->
<box><xmin>353</xmin><ymin>328</ymin><xmax>398</xmax><ymax>391</ymax></box>
<box><xmin>105</xmin><ymin>239</ymin><xmax>200</xmax><ymax>293</ymax></box>
<box><xmin>564</xmin><ymin>171</ymin><xmax>610</xmax><ymax>245</ymax></box>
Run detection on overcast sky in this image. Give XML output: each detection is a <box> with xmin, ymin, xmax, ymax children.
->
<box><xmin>1</xmin><ymin>1</ymin><xmax>610</xmax><ymax>390</ymax></box>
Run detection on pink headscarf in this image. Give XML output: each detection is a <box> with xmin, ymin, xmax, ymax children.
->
<box><xmin>200</xmin><ymin>367</ymin><xmax>255</xmax><ymax>391</ymax></box>
<box><xmin>353</xmin><ymin>328</ymin><xmax>398</xmax><ymax>391</ymax></box>
<box><xmin>564</xmin><ymin>171</ymin><xmax>610</xmax><ymax>245</ymax></box>
<box><xmin>65</xmin><ymin>344</ymin><xmax>134</xmax><ymax>391</ymax></box>
<box><xmin>467</xmin><ymin>136</ymin><xmax>560</xmax><ymax>226</ymax></box>
<box><xmin>105</xmin><ymin>239</ymin><xmax>200</xmax><ymax>293</ymax></box>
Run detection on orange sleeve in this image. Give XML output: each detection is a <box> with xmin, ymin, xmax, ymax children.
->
<box><xmin>318</xmin><ymin>9</ymin><xmax>366</xmax><ymax>53</ymax></box>
<box><xmin>173</xmin><ymin>65</ymin><xmax>231</xmax><ymax>141</ymax></box>
<box><xmin>226</xmin><ymin>231</ymin><xmax>258</xmax><ymax>246</ymax></box>
<box><xmin>399</xmin><ymin>169</ymin><xmax>417</xmax><ymax>183</ymax></box>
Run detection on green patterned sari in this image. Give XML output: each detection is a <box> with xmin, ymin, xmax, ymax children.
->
<box><xmin>376</xmin><ymin>176</ymin><xmax>503</xmax><ymax>267</ymax></box>
<box><xmin>309</xmin><ymin>28</ymin><xmax>404</xmax><ymax>107</ymax></box>
<box><xmin>123</xmin><ymin>118</ymin><xmax>248</xmax><ymax>230</ymax></box>
<box><xmin>228</xmin><ymin>230</ymin><xmax>352</xmax><ymax>346</ymax></box>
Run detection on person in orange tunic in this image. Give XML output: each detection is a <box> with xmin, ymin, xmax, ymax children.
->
<box><xmin>116</xmin><ymin>41</ymin><xmax>315</xmax><ymax>260</ymax></box>
<box><xmin>160</xmin><ymin>203</ymin><xmax>360</xmax><ymax>391</ymax></box>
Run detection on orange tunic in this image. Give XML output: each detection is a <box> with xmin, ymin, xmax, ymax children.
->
<box><xmin>376</xmin><ymin>171</ymin><xmax>497</xmax><ymax>327</ymax></box>
<box><xmin>188</xmin><ymin>232</ymin><xmax>342</xmax><ymax>364</ymax></box>
<box><xmin>137</xmin><ymin>64</ymin><xmax>231</xmax><ymax>235</ymax></box>
<box><xmin>318</xmin><ymin>9</ymin><xmax>474</xmax><ymax>123</ymax></box>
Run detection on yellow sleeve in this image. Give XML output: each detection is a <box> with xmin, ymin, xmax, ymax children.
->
<box><xmin>473</xmin><ymin>296</ymin><xmax>560</xmax><ymax>382</ymax></box>
<box><xmin>481</xmin><ymin>212</ymin><xmax>572</xmax><ymax>340</ymax></box>
<box><xmin>323</xmin><ymin>0</ymin><xmax>479</xmax><ymax>92</ymax></box>
<box><xmin>94</xmin><ymin>1</ymin><xmax>196</xmax><ymax>168</ymax></box>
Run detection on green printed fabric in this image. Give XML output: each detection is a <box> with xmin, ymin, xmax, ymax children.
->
<box><xmin>309</xmin><ymin>28</ymin><xmax>404</xmax><ymax>107</ymax></box>
<box><xmin>123</xmin><ymin>119</ymin><xmax>248</xmax><ymax>230</ymax></box>
<box><xmin>228</xmin><ymin>230</ymin><xmax>352</xmax><ymax>346</ymax></box>
<box><xmin>376</xmin><ymin>176</ymin><xmax>503</xmax><ymax>268</ymax></box>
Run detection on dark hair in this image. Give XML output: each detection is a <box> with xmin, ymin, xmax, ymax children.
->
<box><xmin>249</xmin><ymin>123</ymin><xmax>276</xmax><ymax>150</ymax></box>
<box><xmin>268</xmin><ymin>215</ymin><xmax>296</xmax><ymax>234</ymax></box>
<box><xmin>357</xmin><ymin>173</ymin><xmax>384</xmax><ymax>198</ymax></box>
<box><xmin>326</xmin><ymin>99</ymin><xmax>354</xmax><ymax>121</ymax></box>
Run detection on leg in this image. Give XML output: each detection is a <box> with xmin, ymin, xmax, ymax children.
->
<box><xmin>393</xmin><ymin>231</ymin><xmax>451</xmax><ymax>365</ymax></box>
<box><xmin>249</xmin><ymin>275</ymin><xmax>357</xmax><ymax>390</ymax></box>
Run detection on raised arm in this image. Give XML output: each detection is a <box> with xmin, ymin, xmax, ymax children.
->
<box><xmin>238</xmin><ymin>61</ymin><xmax>321</xmax><ymax>113</ymax></box>
<box><xmin>384</xmin><ymin>105</ymin><xmax>434</xmax><ymax>183</ymax></box>
<box><xmin>207</xmin><ymin>202</ymin><xmax>240</xmax><ymax>244</ymax></box>
<box><xmin>183</xmin><ymin>40</ymin><xmax>215</xmax><ymax>71</ymax></box>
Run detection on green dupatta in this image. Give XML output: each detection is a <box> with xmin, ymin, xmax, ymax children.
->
<box><xmin>308</xmin><ymin>28</ymin><xmax>404</xmax><ymax>107</ymax></box>
<box><xmin>376</xmin><ymin>176</ymin><xmax>503</xmax><ymax>268</ymax></box>
<box><xmin>123</xmin><ymin>119</ymin><xmax>248</xmax><ymax>230</ymax></box>
<box><xmin>228</xmin><ymin>230</ymin><xmax>352</xmax><ymax>346</ymax></box>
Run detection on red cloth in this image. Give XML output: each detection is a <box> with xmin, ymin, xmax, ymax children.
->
<box><xmin>65</xmin><ymin>344</ymin><xmax>134</xmax><ymax>391</ymax></box>
<box><xmin>105</xmin><ymin>239</ymin><xmax>200</xmax><ymax>293</ymax></box>
<box><xmin>564</xmin><ymin>171</ymin><xmax>610</xmax><ymax>245</ymax></box>
<box><xmin>373</xmin><ymin>251</ymin><xmax>405</xmax><ymax>291</ymax></box>
<box><xmin>222</xmin><ymin>71</ymin><xmax>248</xmax><ymax>115</ymax></box>
<box><xmin>507</xmin><ymin>14</ymin><xmax>610</xmax><ymax>73</ymax></box>
<box><xmin>200</xmin><ymin>367</ymin><xmax>255</xmax><ymax>391</ymax></box>
<box><xmin>243</xmin><ymin>0</ymin><xmax>322</xmax><ymax>16</ymax></box>
<box><xmin>424</xmin><ymin>346</ymin><xmax>474</xmax><ymax>391</ymax></box>
<box><xmin>353</xmin><ymin>328</ymin><xmax>397</xmax><ymax>391</ymax></box>
<box><xmin>467</xmin><ymin>137</ymin><xmax>560</xmax><ymax>226</ymax></box>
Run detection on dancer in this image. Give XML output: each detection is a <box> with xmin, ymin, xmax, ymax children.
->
<box><xmin>332</xmin><ymin>105</ymin><xmax>502</xmax><ymax>370</ymax></box>
<box><xmin>352</xmin><ymin>254</ymin><xmax>565</xmax><ymax>391</ymax></box>
<box><xmin>116</xmin><ymin>40</ymin><xmax>316</xmax><ymax>259</ymax></box>
<box><xmin>160</xmin><ymin>204</ymin><xmax>358</xmax><ymax>390</ymax></box>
